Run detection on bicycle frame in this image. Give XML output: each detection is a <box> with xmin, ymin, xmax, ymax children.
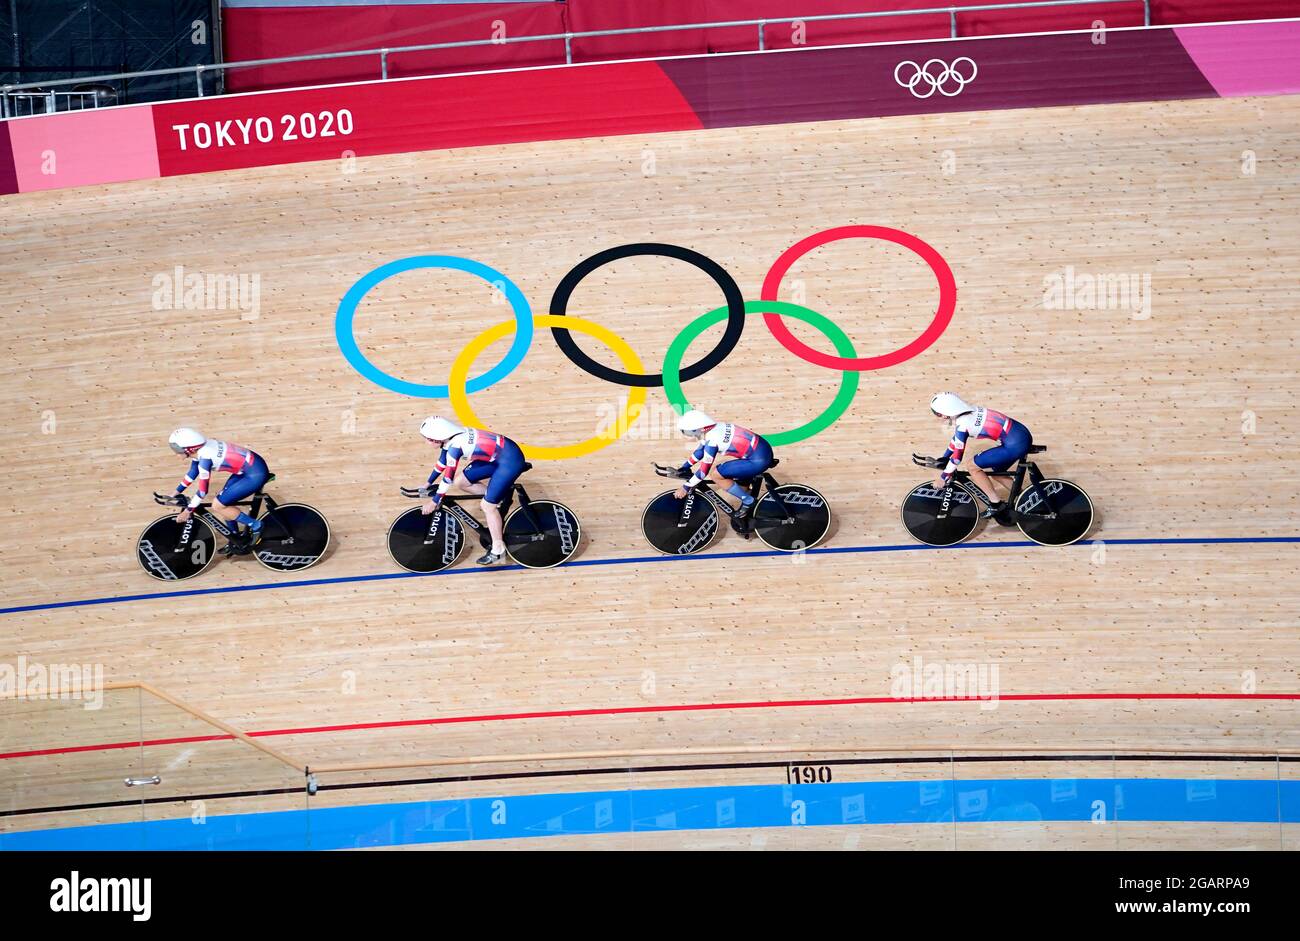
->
<box><xmin>674</xmin><ymin>472</ymin><xmax>792</xmax><ymax>526</ymax></box>
<box><xmin>946</xmin><ymin>461</ymin><xmax>1058</xmax><ymax>519</ymax></box>
<box><xmin>411</xmin><ymin>483</ymin><xmax>549</xmax><ymax>542</ymax></box>
<box><xmin>432</xmin><ymin>494</ymin><xmax>491</xmax><ymax>543</ymax></box>
<box><xmin>154</xmin><ymin>490</ymin><xmax>279</xmax><ymax>539</ymax></box>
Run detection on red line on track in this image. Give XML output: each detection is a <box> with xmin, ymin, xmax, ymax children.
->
<box><xmin>3</xmin><ymin>692</ymin><xmax>1298</xmax><ymax>761</ymax></box>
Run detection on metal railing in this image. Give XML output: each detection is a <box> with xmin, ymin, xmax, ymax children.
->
<box><xmin>2</xmin><ymin>89</ymin><xmax>116</xmax><ymax>118</ymax></box>
<box><xmin>1</xmin><ymin>0</ymin><xmax>1149</xmax><ymax>118</ymax></box>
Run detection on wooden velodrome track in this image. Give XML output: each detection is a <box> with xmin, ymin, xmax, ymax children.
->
<box><xmin>2</xmin><ymin>92</ymin><xmax>1299</xmax><ymax>848</ymax></box>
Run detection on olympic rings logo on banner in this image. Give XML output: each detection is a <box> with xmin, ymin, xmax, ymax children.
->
<box><xmin>894</xmin><ymin>57</ymin><xmax>977</xmax><ymax>99</ymax></box>
<box><xmin>334</xmin><ymin>225</ymin><xmax>956</xmax><ymax>460</ymax></box>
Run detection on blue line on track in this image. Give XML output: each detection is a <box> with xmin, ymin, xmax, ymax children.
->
<box><xmin>3</xmin><ymin>777</ymin><xmax>1297</xmax><ymax>850</ymax></box>
<box><xmin>2</xmin><ymin>536</ymin><xmax>1296</xmax><ymax>617</ymax></box>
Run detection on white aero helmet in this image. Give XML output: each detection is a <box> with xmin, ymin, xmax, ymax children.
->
<box><xmin>930</xmin><ymin>392</ymin><xmax>974</xmax><ymax>419</ymax></box>
<box><xmin>677</xmin><ymin>409</ymin><xmax>717</xmax><ymax>436</ymax></box>
<box><xmin>419</xmin><ymin>415</ymin><xmax>463</xmax><ymax>442</ymax></box>
<box><xmin>169</xmin><ymin>427</ymin><xmax>206</xmax><ymax>454</ymax></box>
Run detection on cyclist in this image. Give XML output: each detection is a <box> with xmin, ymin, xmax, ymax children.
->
<box><xmin>674</xmin><ymin>410</ymin><xmax>774</xmax><ymax>533</ymax></box>
<box><xmin>418</xmin><ymin>416</ymin><xmax>526</xmax><ymax>566</ymax></box>
<box><xmin>928</xmin><ymin>392</ymin><xmax>1033</xmax><ymax>518</ymax></box>
<box><xmin>168</xmin><ymin>428</ymin><xmax>270</xmax><ymax>552</ymax></box>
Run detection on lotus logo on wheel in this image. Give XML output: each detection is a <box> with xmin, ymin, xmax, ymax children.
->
<box><xmin>894</xmin><ymin>57</ymin><xmax>977</xmax><ymax>99</ymax></box>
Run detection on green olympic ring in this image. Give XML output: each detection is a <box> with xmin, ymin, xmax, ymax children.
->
<box><xmin>662</xmin><ymin>300</ymin><xmax>859</xmax><ymax>447</ymax></box>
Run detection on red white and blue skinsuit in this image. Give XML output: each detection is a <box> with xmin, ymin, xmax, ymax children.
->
<box><xmin>939</xmin><ymin>407</ymin><xmax>1033</xmax><ymax>482</ymax></box>
<box><xmin>428</xmin><ymin>428</ymin><xmax>526</xmax><ymax>506</ymax></box>
<box><xmin>680</xmin><ymin>423</ymin><xmax>774</xmax><ymax>488</ymax></box>
<box><xmin>176</xmin><ymin>439</ymin><xmax>270</xmax><ymax>508</ymax></box>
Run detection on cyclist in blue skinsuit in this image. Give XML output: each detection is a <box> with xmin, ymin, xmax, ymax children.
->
<box><xmin>929</xmin><ymin>392</ymin><xmax>1033</xmax><ymax>518</ymax></box>
<box><xmin>417</xmin><ymin>416</ymin><xmax>527</xmax><ymax>566</ymax></box>
<box><xmin>674</xmin><ymin>409</ymin><xmax>775</xmax><ymax>533</ymax></box>
<box><xmin>168</xmin><ymin>427</ymin><xmax>270</xmax><ymax>551</ymax></box>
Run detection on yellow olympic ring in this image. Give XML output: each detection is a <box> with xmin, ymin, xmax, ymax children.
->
<box><xmin>449</xmin><ymin>314</ymin><xmax>647</xmax><ymax>461</ymax></box>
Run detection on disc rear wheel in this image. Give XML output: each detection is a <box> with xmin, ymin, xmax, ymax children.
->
<box><xmin>254</xmin><ymin>503</ymin><xmax>331</xmax><ymax>572</ymax></box>
<box><xmin>1014</xmin><ymin>478</ymin><xmax>1094</xmax><ymax>547</ymax></box>
<box><xmin>504</xmin><ymin>500</ymin><xmax>582</xmax><ymax>568</ymax></box>
<box><xmin>752</xmin><ymin>483</ymin><xmax>831</xmax><ymax>551</ymax></box>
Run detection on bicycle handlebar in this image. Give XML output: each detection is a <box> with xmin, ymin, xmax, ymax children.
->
<box><xmin>912</xmin><ymin>453</ymin><xmax>945</xmax><ymax>469</ymax></box>
<box><xmin>400</xmin><ymin>486</ymin><xmax>480</xmax><ymax>502</ymax></box>
<box><xmin>653</xmin><ymin>462</ymin><xmax>692</xmax><ymax>480</ymax></box>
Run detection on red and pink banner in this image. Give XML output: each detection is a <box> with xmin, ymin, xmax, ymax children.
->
<box><xmin>218</xmin><ymin>1</ymin><xmax>1300</xmax><ymax>84</ymax></box>
<box><xmin>2</xmin><ymin>19</ymin><xmax>1298</xmax><ymax>197</ymax></box>
<box><xmin>151</xmin><ymin>62</ymin><xmax>701</xmax><ymax>176</ymax></box>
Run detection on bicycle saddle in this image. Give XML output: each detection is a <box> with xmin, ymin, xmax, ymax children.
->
<box><xmin>1027</xmin><ymin>445</ymin><xmax>1046</xmax><ymax>454</ymax></box>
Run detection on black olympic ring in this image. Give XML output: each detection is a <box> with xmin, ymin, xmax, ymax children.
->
<box><xmin>548</xmin><ymin>243</ymin><xmax>746</xmax><ymax>388</ymax></box>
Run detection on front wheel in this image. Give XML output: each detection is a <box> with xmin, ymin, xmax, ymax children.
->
<box><xmin>254</xmin><ymin>502</ymin><xmax>331</xmax><ymax>573</ymax></box>
<box><xmin>752</xmin><ymin>483</ymin><xmax>831</xmax><ymax>552</ymax></box>
<box><xmin>388</xmin><ymin>507</ymin><xmax>466</xmax><ymax>573</ymax></box>
<box><xmin>641</xmin><ymin>489</ymin><xmax>720</xmax><ymax>555</ymax></box>
<box><xmin>504</xmin><ymin>500</ymin><xmax>582</xmax><ymax>569</ymax></box>
<box><xmin>900</xmin><ymin>481</ymin><xmax>980</xmax><ymax>547</ymax></box>
<box><xmin>1014</xmin><ymin>478</ymin><xmax>1094</xmax><ymax>547</ymax></box>
<box><xmin>137</xmin><ymin>514</ymin><xmax>218</xmax><ymax>580</ymax></box>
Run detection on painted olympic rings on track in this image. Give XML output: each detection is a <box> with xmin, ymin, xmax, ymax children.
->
<box><xmin>449</xmin><ymin>315</ymin><xmax>647</xmax><ymax>461</ymax></box>
<box><xmin>760</xmin><ymin>225</ymin><xmax>956</xmax><ymax>372</ymax></box>
<box><xmin>335</xmin><ymin>227</ymin><xmax>955</xmax><ymax>458</ymax></box>
<box><xmin>548</xmin><ymin>243</ymin><xmax>746</xmax><ymax>389</ymax></box>
<box><xmin>663</xmin><ymin>301</ymin><xmax>859</xmax><ymax>447</ymax></box>
<box><xmin>336</xmin><ymin>255</ymin><xmax>533</xmax><ymax>398</ymax></box>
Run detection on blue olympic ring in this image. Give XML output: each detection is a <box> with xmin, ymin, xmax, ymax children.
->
<box><xmin>335</xmin><ymin>256</ymin><xmax>533</xmax><ymax>398</ymax></box>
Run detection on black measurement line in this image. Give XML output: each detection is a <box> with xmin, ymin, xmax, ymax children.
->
<box><xmin>5</xmin><ymin>752</ymin><xmax>1294</xmax><ymax>819</ymax></box>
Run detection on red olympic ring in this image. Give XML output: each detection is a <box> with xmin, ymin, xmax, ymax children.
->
<box><xmin>760</xmin><ymin>225</ymin><xmax>957</xmax><ymax>371</ymax></box>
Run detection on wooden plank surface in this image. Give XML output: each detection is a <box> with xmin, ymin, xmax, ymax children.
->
<box><xmin>1</xmin><ymin>93</ymin><xmax>1297</xmax><ymax>845</ymax></box>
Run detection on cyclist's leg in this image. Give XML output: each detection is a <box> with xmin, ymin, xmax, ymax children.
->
<box><xmin>717</xmin><ymin>440</ymin><xmax>774</xmax><ymax>509</ymax></box>
<box><xmin>711</xmin><ymin>461</ymin><xmax>747</xmax><ymax>507</ymax></box>
<box><xmin>972</xmin><ymin>425</ymin><xmax>1031</xmax><ymax>504</ymax></box>
<box><xmin>479</xmin><ymin>443</ymin><xmax>526</xmax><ymax>557</ymax></box>
<box><xmin>215</xmin><ymin>458</ymin><xmax>270</xmax><ymax>537</ymax></box>
<box><xmin>457</xmin><ymin>461</ymin><xmax>503</xmax><ymax>560</ymax></box>
<box><xmin>966</xmin><ymin>460</ymin><xmax>1004</xmax><ymax>503</ymax></box>
<box><xmin>209</xmin><ymin>499</ymin><xmax>242</xmax><ymax>528</ymax></box>
<box><xmin>456</xmin><ymin>461</ymin><xmax>492</xmax><ymax>497</ymax></box>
